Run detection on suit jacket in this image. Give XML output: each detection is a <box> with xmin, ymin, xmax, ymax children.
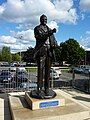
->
<box><xmin>34</xmin><ymin>24</ymin><xmax>57</xmax><ymax>58</ymax></box>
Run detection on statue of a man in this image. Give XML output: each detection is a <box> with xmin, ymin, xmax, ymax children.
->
<box><xmin>31</xmin><ymin>14</ymin><xmax>57</xmax><ymax>99</ymax></box>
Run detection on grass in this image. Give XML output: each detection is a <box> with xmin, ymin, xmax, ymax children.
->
<box><xmin>25</xmin><ymin>67</ymin><xmax>37</xmax><ymax>72</ymax></box>
<box><xmin>61</xmin><ymin>69</ymin><xmax>70</xmax><ymax>73</ymax></box>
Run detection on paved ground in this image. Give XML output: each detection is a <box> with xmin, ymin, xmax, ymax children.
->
<box><xmin>9</xmin><ymin>90</ymin><xmax>89</xmax><ymax>120</ymax></box>
<box><xmin>0</xmin><ymin>88</ymin><xmax>90</xmax><ymax>120</ymax></box>
<box><xmin>60</xmin><ymin>88</ymin><xmax>90</xmax><ymax>120</ymax></box>
<box><xmin>62</xmin><ymin>88</ymin><xmax>90</xmax><ymax>109</ymax></box>
<box><xmin>0</xmin><ymin>93</ymin><xmax>11</xmax><ymax>120</ymax></box>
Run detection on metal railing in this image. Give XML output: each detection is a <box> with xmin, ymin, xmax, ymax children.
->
<box><xmin>72</xmin><ymin>69</ymin><xmax>90</xmax><ymax>93</ymax></box>
<box><xmin>0</xmin><ymin>67</ymin><xmax>37</xmax><ymax>93</ymax></box>
<box><xmin>0</xmin><ymin>66</ymin><xmax>90</xmax><ymax>93</ymax></box>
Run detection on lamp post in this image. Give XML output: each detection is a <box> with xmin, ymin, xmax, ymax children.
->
<box><xmin>18</xmin><ymin>36</ymin><xmax>23</xmax><ymax>66</ymax></box>
<box><xmin>85</xmin><ymin>51</ymin><xmax>86</xmax><ymax>65</ymax></box>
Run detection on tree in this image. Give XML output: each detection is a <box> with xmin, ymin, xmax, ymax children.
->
<box><xmin>54</xmin><ymin>46</ymin><xmax>61</xmax><ymax>62</ymax></box>
<box><xmin>22</xmin><ymin>47</ymin><xmax>35</xmax><ymax>63</ymax></box>
<box><xmin>0</xmin><ymin>51</ymin><xmax>2</xmax><ymax>61</ymax></box>
<box><xmin>2</xmin><ymin>46</ymin><xmax>12</xmax><ymax>62</ymax></box>
<box><xmin>12</xmin><ymin>53</ymin><xmax>20</xmax><ymax>62</ymax></box>
<box><xmin>59</xmin><ymin>38</ymin><xmax>85</xmax><ymax>65</ymax></box>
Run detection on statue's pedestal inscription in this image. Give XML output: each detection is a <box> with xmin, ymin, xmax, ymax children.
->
<box><xmin>25</xmin><ymin>91</ymin><xmax>65</xmax><ymax>110</ymax></box>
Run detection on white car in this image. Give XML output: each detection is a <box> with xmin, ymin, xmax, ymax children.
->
<box><xmin>50</xmin><ymin>68</ymin><xmax>60</xmax><ymax>79</ymax></box>
<box><xmin>16</xmin><ymin>67</ymin><xmax>27</xmax><ymax>72</ymax></box>
<box><xmin>51</xmin><ymin>67</ymin><xmax>62</xmax><ymax>76</ymax></box>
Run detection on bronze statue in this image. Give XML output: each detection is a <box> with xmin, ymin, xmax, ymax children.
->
<box><xmin>30</xmin><ymin>14</ymin><xmax>57</xmax><ymax>99</ymax></box>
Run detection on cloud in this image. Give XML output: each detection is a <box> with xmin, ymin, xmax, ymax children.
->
<box><xmin>0</xmin><ymin>5</ymin><xmax>4</xmax><ymax>14</ymax></box>
<box><xmin>0</xmin><ymin>35</ymin><xmax>16</xmax><ymax>44</ymax></box>
<box><xmin>80</xmin><ymin>31</ymin><xmax>90</xmax><ymax>51</ymax></box>
<box><xmin>0</xmin><ymin>0</ymin><xmax>78</xmax><ymax>24</ymax></box>
<box><xmin>15</xmin><ymin>29</ymin><xmax>35</xmax><ymax>42</ymax></box>
<box><xmin>80</xmin><ymin>0</ymin><xmax>90</xmax><ymax>11</ymax></box>
<box><xmin>47</xmin><ymin>21</ymin><xmax>59</xmax><ymax>31</ymax></box>
<box><xmin>0</xmin><ymin>0</ymin><xmax>79</xmax><ymax>53</ymax></box>
<box><xmin>1</xmin><ymin>43</ymin><xmax>31</xmax><ymax>53</ymax></box>
<box><xmin>0</xmin><ymin>30</ymin><xmax>35</xmax><ymax>53</ymax></box>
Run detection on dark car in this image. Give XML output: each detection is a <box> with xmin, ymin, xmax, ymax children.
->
<box><xmin>74</xmin><ymin>67</ymin><xmax>83</xmax><ymax>74</ymax></box>
<box><xmin>15</xmin><ymin>70</ymin><xmax>28</xmax><ymax>83</ymax></box>
<box><xmin>0</xmin><ymin>70</ymin><xmax>13</xmax><ymax>83</ymax></box>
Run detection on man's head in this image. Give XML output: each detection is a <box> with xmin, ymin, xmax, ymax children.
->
<box><xmin>40</xmin><ymin>14</ymin><xmax>47</xmax><ymax>25</ymax></box>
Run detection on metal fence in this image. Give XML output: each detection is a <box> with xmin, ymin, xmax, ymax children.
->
<box><xmin>72</xmin><ymin>69</ymin><xmax>90</xmax><ymax>93</ymax></box>
<box><xmin>0</xmin><ymin>66</ymin><xmax>90</xmax><ymax>93</ymax></box>
<box><xmin>0</xmin><ymin>67</ymin><xmax>38</xmax><ymax>93</ymax></box>
<box><xmin>0</xmin><ymin>66</ymin><xmax>73</xmax><ymax>93</ymax></box>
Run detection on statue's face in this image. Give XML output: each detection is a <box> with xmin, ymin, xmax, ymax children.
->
<box><xmin>40</xmin><ymin>16</ymin><xmax>47</xmax><ymax>25</ymax></box>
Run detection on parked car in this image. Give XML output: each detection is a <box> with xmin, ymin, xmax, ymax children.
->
<box><xmin>18</xmin><ymin>82</ymin><xmax>37</xmax><ymax>90</ymax></box>
<box><xmin>74</xmin><ymin>67</ymin><xmax>84</xmax><ymax>74</ymax></box>
<box><xmin>0</xmin><ymin>70</ymin><xmax>13</xmax><ymax>83</ymax></box>
<box><xmin>51</xmin><ymin>67</ymin><xmax>62</xmax><ymax>76</ymax></box>
<box><xmin>50</xmin><ymin>68</ymin><xmax>60</xmax><ymax>79</ymax></box>
<box><xmin>16</xmin><ymin>67</ymin><xmax>27</xmax><ymax>72</ymax></box>
<box><xmin>83</xmin><ymin>68</ymin><xmax>90</xmax><ymax>74</ymax></box>
<box><xmin>10</xmin><ymin>67</ymin><xmax>16</xmax><ymax>72</ymax></box>
<box><xmin>15</xmin><ymin>69</ymin><xmax>28</xmax><ymax>83</ymax></box>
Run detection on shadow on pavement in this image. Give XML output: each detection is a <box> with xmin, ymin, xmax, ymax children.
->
<box><xmin>73</xmin><ymin>96</ymin><xmax>90</xmax><ymax>102</ymax></box>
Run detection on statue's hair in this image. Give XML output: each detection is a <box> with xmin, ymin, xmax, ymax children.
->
<box><xmin>40</xmin><ymin>14</ymin><xmax>47</xmax><ymax>22</ymax></box>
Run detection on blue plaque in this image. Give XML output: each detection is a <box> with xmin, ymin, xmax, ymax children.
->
<box><xmin>39</xmin><ymin>100</ymin><xmax>59</xmax><ymax>108</ymax></box>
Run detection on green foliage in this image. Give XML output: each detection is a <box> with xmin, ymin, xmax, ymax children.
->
<box><xmin>1</xmin><ymin>46</ymin><xmax>12</xmax><ymax>62</ymax></box>
<box><xmin>0</xmin><ymin>52</ymin><xmax>2</xmax><ymax>61</ymax></box>
<box><xmin>59</xmin><ymin>38</ymin><xmax>85</xmax><ymax>65</ymax></box>
<box><xmin>0</xmin><ymin>39</ymin><xmax>85</xmax><ymax>66</ymax></box>
<box><xmin>0</xmin><ymin>46</ymin><xmax>21</xmax><ymax>62</ymax></box>
<box><xmin>54</xmin><ymin>46</ymin><xmax>61</xmax><ymax>62</ymax></box>
<box><xmin>22</xmin><ymin>47</ymin><xmax>35</xmax><ymax>62</ymax></box>
<box><xmin>12</xmin><ymin>53</ymin><xmax>20</xmax><ymax>61</ymax></box>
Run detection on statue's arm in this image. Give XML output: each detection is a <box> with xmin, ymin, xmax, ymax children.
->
<box><xmin>34</xmin><ymin>26</ymin><xmax>56</xmax><ymax>40</ymax></box>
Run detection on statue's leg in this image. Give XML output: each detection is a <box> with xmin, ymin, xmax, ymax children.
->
<box><xmin>37</xmin><ymin>57</ymin><xmax>44</xmax><ymax>91</ymax></box>
<box><xmin>44</xmin><ymin>56</ymin><xmax>51</xmax><ymax>94</ymax></box>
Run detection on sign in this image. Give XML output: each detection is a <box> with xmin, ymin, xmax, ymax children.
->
<box><xmin>39</xmin><ymin>100</ymin><xmax>59</xmax><ymax>108</ymax></box>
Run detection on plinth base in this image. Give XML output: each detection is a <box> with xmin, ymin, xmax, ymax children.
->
<box><xmin>25</xmin><ymin>91</ymin><xmax>65</xmax><ymax>110</ymax></box>
<box><xmin>30</xmin><ymin>89</ymin><xmax>56</xmax><ymax>99</ymax></box>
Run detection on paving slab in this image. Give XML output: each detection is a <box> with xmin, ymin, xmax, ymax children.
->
<box><xmin>9</xmin><ymin>90</ymin><xmax>89</xmax><ymax>120</ymax></box>
<box><xmin>0</xmin><ymin>93</ymin><xmax>11</xmax><ymax>120</ymax></box>
<box><xmin>62</xmin><ymin>88</ymin><xmax>90</xmax><ymax>109</ymax></box>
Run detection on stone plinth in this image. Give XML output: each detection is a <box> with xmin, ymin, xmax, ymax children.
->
<box><xmin>25</xmin><ymin>92</ymin><xmax>65</xmax><ymax>110</ymax></box>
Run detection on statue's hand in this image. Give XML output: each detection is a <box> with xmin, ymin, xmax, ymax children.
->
<box><xmin>48</xmin><ymin>28</ymin><xmax>56</xmax><ymax>36</ymax></box>
<box><xmin>52</xmin><ymin>28</ymin><xmax>56</xmax><ymax>33</ymax></box>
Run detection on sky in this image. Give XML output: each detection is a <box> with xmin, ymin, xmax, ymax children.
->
<box><xmin>0</xmin><ymin>0</ymin><xmax>90</xmax><ymax>53</ymax></box>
